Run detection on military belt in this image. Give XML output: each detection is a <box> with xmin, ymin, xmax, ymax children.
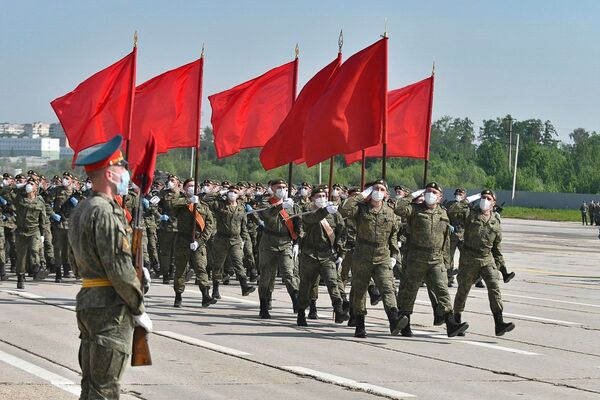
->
<box><xmin>81</xmin><ymin>278</ymin><xmax>112</xmax><ymax>288</ymax></box>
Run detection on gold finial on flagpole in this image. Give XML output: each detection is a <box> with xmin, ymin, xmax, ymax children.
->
<box><xmin>338</xmin><ymin>29</ymin><xmax>344</xmax><ymax>53</ymax></box>
<box><xmin>295</xmin><ymin>43</ymin><xmax>299</xmax><ymax>59</ymax></box>
<box><xmin>432</xmin><ymin>61</ymin><xmax>435</xmax><ymax>76</ymax></box>
<box><xmin>382</xmin><ymin>17</ymin><xmax>388</xmax><ymax>38</ymax></box>
<box><xmin>133</xmin><ymin>31</ymin><xmax>138</xmax><ymax>48</ymax></box>
<box><xmin>201</xmin><ymin>43</ymin><xmax>205</xmax><ymax>59</ymax></box>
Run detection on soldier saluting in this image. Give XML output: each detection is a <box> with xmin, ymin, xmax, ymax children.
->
<box><xmin>68</xmin><ymin>135</ymin><xmax>152</xmax><ymax>399</ymax></box>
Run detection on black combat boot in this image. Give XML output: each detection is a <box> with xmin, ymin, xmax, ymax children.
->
<box><xmin>448</xmin><ymin>277</ymin><xmax>455</xmax><ymax>288</ymax></box>
<box><xmin>499</xmin><ymin>265</ymin><xmax>515</xmax><ymax>283</ymax></box>
<box><xmin>174</xmin><ymin>293</ymin><xmax>182</xmax><ymax>308</ymax></box>
<box><xmin>17</xmin><ymin>274</ymin><xmax>25</xmax><ymax>289</ymax></box>
<box><xmin>185</xmin><ymin>268</ymin><xmax>195</xmax><ymax>283</ymax></box>
<box><xmin>432</xmin><ymin>301</ymin><xmax>444</xmax><ymax>326</ymax></box>
<box><xmin>333</xmin><ymin>300</ymin><xmax>349</xmax><ymax>324</ymax></box>
<box><xmin>222</xmin><ymin>274</ymin><xmax>230</xmax><ymax>285</ymax></box>
<box><xmin>445</xmin><ymin>313</ymin><xmax>469</xmax><ymax>337</ymax></box>
<box><xmin>368</xmin><ymin>284</ymin><xmax>381</xmax><ymax>306</ymax></box>
<box><xmin>308</xmin><ymin>300</ymin><xmax>318</xmax><ymax>319</ymax></box>
<box><xmin>347</xmin><ymin>305</ymin><xmax>356</xmax><ymax>327</ymax></box>
<box><xmin>474</xmin><ymin>277</ymin><xmax>485</xmax><ymax>288</ymax></box>
<box><xmin>212</xmin><ymin>281</ymin><xmax>221</xmax><ymax>299</ymax></box>
<box><xmin>291</xmin><ymin>290</ymin><xmax>299</xmax><ymax>313</ymax></box>
<box><xmin>248</xmin><ymin>267</ymin><xmax>258</xmax><ymax>282</ymax></box>
<box><xmin>387</xmin><ymin>308</ymin><xmax>408</xmax><ymax>336</ymax></box>
<box><xmin>201</xmin><ymin>286</ymin><xmax>217</xmax><ymax>307</ymax></box>
<box><xmin>267</xmin><ymin>293</ymin><xmax>273</xmax><ymax>310</ymax></box>
<box><xmin>454</xmin><ymin>313</ymin><xmax>465</xmax><ymax>336</ymax></box>
<box><xmin>63</xmin><ymin>264</ymin><xmax>72</xmax><ymax>279</ymax></box>
<box><xmin>240</xmin><ymin>278</ymin><xmax>256</xmax><ymax>296</ymax></box>
<box><xmin>0</xmin><ymin>263</ymin><xmax>8</xmax><ymax>281</ymax></box>
<box><xmin>33</xmin><ymin>266</ymin><xmax>48</xmax><ymax>281</ymax></box>
<box><xmin>259</xmin><ymin>298</ymin><xmax>271</xmax><ymax>319</ymax></box>
<box><xmin>162</xmin><ymin>274</ymin><xmax>170</xmax><ymax>285</ymax></box>
<box><xmin>401</xmin><ymin>314</ymin><xmax>414</xmax><ymax>337</ymax></box>
<box><xmin>493</xmin><ymin>312</ymin><xmax>515</xmax><ymax>336</ymax></box>
<box><xmin>297</xmin><ymin>309</ymin><xmax>308</xmax><ymax>326</ymax></box>
<box><xmin>55</xmin><ymin>266</ymin><xmax>62</xmax><ymax>283</ymax></box>
<box><xmin>354</xmin><ymin>315</ymin><xmax>366</xmax><ymax>338</ymax></box>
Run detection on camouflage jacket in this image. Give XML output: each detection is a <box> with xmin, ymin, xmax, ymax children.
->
<box><xmin>300</xmin><ymin>206</ymin><xmax>346</xmax><ymax>259</ymax></box>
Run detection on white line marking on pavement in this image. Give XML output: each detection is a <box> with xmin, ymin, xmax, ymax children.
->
<box><xmin>502</xmin><ymin>312</ymin><xmax>580</xmax><ymax>325</ymax></box>
<box><xmin>281</xmin><ymin>366</ymin><xmax>416</xmax><ymax>399</ymax></box>
<box><xmin>4</xmin><ymin>290</ymin><xmax>45</xmax><ymax>299</ymax></box>
<box><xmin>156</xmin><ymin>330</ymin><xmax>252</xmax><ymax>356</ymax></box>
<box><xmin>473</xmin><ymin>291</ymin><xmax>600</xmax><ymax>309</ymax></box>
<box><xmin>186</xmin><ymin>290</ymin><xmax>260</xmax><ymax>305</ymax></box>
<box><xmin>459</xmin><ymin>340</ymin><xmax>541</xmax><ymax>355</ymax></box>
<box><xmin>0</xmin><ymin>349</ymin><xmax>80</xmax><ymax>396</ymax></box>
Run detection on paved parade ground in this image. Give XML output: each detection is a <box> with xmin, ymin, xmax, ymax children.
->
<box><xmin>0</xmin><ymin>218</ymin><xmax>598</xmax><ymax>400</ymax></box>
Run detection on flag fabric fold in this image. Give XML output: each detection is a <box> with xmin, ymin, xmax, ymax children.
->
<box><xmin>50</xmin><ymin>50</ymin><xmax>136</xmax><ymax>166</ymax></box>
<box><xmin>129</xmin><ymin>58</ymin><xmax>202</xmax><ymax>168</ymax></box>
<box><xmin>260</xmin><ymin>55</ymin><xmax>341</xmax><ymax>170</ymax></box>
<box><xmin>302</xmin><ymin>39</ymin><xmax>387</xmax><ymax>167</ymax></box>
<box><xmin>209</xmin><ymin>61</ymin><xmax>296</xmax><ymax>159</ymax></box>
<box><xmin>344</xmin><ymin>75</ymin><xmax>434</xmax><ymax>164</ymax></box>
<box><xmin>131</xmin><ymin>131</ymin><xmax>157</xmax><ymax>195</ymax></box>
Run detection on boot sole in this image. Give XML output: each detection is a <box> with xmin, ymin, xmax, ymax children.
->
<box><xmin>354</xmin><ymin>332</ymin><xmax>367</xmax><ymax>338</ymax></box>
<box><xmin>503</xmin><ymin>273</ymin><xmax>515</xmax><ymax>283</ymax></box>
<box><xmin>496</xmin><ymin>322</ymin><xmax>515</xmax><ymax>336</ymax></box>
<box><xmin>242</xmin><ymin>287</ymin><xmax>256</xmax><ymax>296</ymax></box>
<box><xmin>448</xmin><ymin>322</ymin><xmax>469</xmax><ymax>337</ymax></box>
<box><xmin>308</xmin><ymin>314</ymin><xmax>318</xmax><ymax>320</ymax></box>
<box><xmin>391</xmin><ymin>315</ymin><xmax>409</xmax><ymax>336</ymax></box>
<box><xmin>202</xmin><ymin>299</ymin><xmax>218</xmax><ymax>307</ymax></box>
<box><xmin>33</xmin><ymin>270</ymin><xmax>48</xmax><ymax>281</ymax></box>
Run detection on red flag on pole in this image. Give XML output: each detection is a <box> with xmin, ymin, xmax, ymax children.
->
<box><xmin>129</xmin><ymin>58</ymin><xmax>203</xmax><ymax>168</ymax></box>
<box><xmin>50</xmin><ymin>50</ymin><xmax>136</xmax><ymax>166</ymax></box>
<box><xmin>208</xmin><ymin>61</ymin><xmax>296</xmax><ymax>159</ymax></box>
<box><xmin>132</xmin><ymin>131</ymin><xmax>157</xmax><ymax>195</ymax></box>
<box><xmin>259</xmin><ymin>55</ymin><xmax>341</xmax><ymax>170</ymax></box>
<box><xmin>344</xmin><ymin>75</ymin><xmax>435</xmax><ymax>164</ymax></box>
<box><xmin>302</xmin><ymin>39</ymin><xmax>387</xmax><ymax>167</ymax></box>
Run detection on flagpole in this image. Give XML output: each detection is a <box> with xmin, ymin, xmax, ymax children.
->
<box><xmin>125</xmin><ymin>31</ymin><xmax>138</xmax><ymax>162</ymax></box>
<box><xmin>360</xmin><ymin>149</ymin><xmax>366</xmax><ymax>190</ymax></box>
<box><xmin>192</xmin><ymin>46</ymin><xmax>205</xmax><ymax>243</ymax></box>
<box><xmin>328</xmin><ymin>31</ymin><xmax>344</xmax><ymax>200</ymax></box>
<box><xmin>287</xmin><ymin>45</ymin><xmax>299</xmax><ymax>197</ymax></box>
<box><xmin>422</xmin><ymin>61</ymin><xmax>435</xmax><ymax>187</ymax></box>
<box><xmin>381</xmin><ymin>23</ymin><xmax>389</xmax><ymax>181</ymax></box>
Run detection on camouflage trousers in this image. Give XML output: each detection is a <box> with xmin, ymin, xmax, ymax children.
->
<box><xmin>454</xmin><ymin>258</ymin><xmax>503</xmax><ymax>314</ymax></box>
<box><xmin>146</xmin><ymin>227</ymin><xmax>159</xmax><ymax>269</ymax></box>
<box><xmin>77</xmin><ymin>305</ymin><xmax>132</xmax><ymax>400</ymax></box>
<box><xmin>211</xmin><ymin>235</ymin><xmax>247</xmax><ymax>282</ymax></box>
<box><xmin>0</xmin><ymin>226</ymin><xmax>5</xmax><ymax>275</ymax></box>
<box><xmin>258</xmin><ymin>245</ymin><xmax>298</xmax><ymax>299</ymax></box>
<box><xmin>158</xmin><ymin>230</ymin><xmax>176</xmax><ymax>276</ymax></box>
<box><xmin>398</xmin><ymin>260</ymin><xmax>452</xmax><ymax>316</ymax></box>
<box><xmin>4</xmin><ymin>226</ymin><xmax>16</xmax><ymax>270</ymax></box>
<box><xmin>297</xmin><ymin>252</ymin><xmax>342</xmax><ymax>310</ymax></box>
<box><xmin>173</xmin><ymin>234</ymin><xmax>209</xmax><ymax>292</ymax></box>
<box><xmin>52</xmin><ymin>227</ymin><xmax>70</xmax><ymax>271</ymax></box>
<box><xmin>351</xmin><ymin>258</ymin><xmax>397</xmax><ymax>316</ymax></box>
<box><xmin>15</xmin><ymin>232</ymin><xmax>41</xmax><ymax>275</ymax></box>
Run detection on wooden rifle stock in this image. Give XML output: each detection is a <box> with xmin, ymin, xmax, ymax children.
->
<box><xmin>131</xmin><ymin>181</ymin><xmax>152</xmax><ymax>367</ymax></box>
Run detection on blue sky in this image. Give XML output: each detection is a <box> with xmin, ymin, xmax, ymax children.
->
<box><xmin>1</xmin><ymin>0</ymin><xmax>598</xmax><ymax>141</ymax></box>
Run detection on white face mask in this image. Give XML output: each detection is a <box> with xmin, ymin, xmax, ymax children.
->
<box><xmin>266</xmin><ymin>187</ymin><xmax>273</xmax><ymax>196</ymax></box>
<box><xmin>424</xmin><ymin>192</ymin><xmax>438</xmax><ymax>205</ymax></box>
<box><xmin>25</xmin><ymin>184</ymin><xmax>34</xmax><ymax>193</ymax></box>
<box><xmin>455</xmin><ymin>195</ymin><xmax>463</xmax><ymax>202</ymax></box>
<box><xmin>371</xmin><ymin>190</ymin><xmax>385</xmax><ymax>202</ymax></box>
<box><xmin>300</xmin><ymin>188</ymin><xmax>309</xmax><ymax>197</ymax></box>
<box><xmin>167</xmin><ymin>181</ymin><xmax>175</xmax><ymax>190</ymax></box>
<box><xmin>480</xmin><ymin>198</ymin><xmax>493</xmax><ymax>211</ymax></box>
<box><xmin>62</xmin><ymin>178</ymin><xmax>70</xmax><ymax>187</ymax></box>
<box><xmin>332</xmin><ymin>189</ymin><xmax>340</xmax><ymax>197</ymax></box>
<box><xmin>227</xmin><ymin>192</ymin><xmax>238</xmax><ymax>202</ymax></box>
<box><xmin>2</xmin><ymin>179</ymin><xmax>9</xmax><ymax>187</ymax></box>
<box><xmin>85</xmin><ymin>182</ymin><xmax>92</xmax><ymax>190</ymax></box>
<box><xmin>186</xmin><ymin>186</ymin><xmax>195</xmax><ymax>196</ymax></box>
<box><xmin>255</xmin><ymin>190</ymin><xmax>264</xmax><ymax>197</ymax></box>
<box><xmin>314</xmin><ymin>197</ymin><xmax>327</xmax><ymax>208</ymax></box>
<box><xmin>274</xmin><ymin>188</ymin><xmax>287</xmax><ymax>200</ymax></box>
<box><xmin>201</xmin><ymin>186</ymin><xmax>210</xmax><ymax>193</ymax></box>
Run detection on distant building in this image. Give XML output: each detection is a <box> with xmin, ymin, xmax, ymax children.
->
<box><xmin>49</xmin><ymin>122</ymin><xmax>69</xmax><ymax>147</ymax></box>
<box><xmin>24</xmin><ymin>121</ymin><xmax>50</xmax><ymax>137</ymax></box>
<box><xmin>0</xmin><ymin>122</ymin><xmax>25</xmax><ymax>136</ymax></box>
<box><xmin>0</xmin><ymin>137</ymin><xmax>60</xmax><ymax>159</ymax></box>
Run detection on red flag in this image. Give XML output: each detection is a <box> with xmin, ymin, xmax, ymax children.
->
<box><xmin>260</xmin><ymin>55</ymin><xmax>341</xmax><ymax>170</ymax></box>
<box><xmin>50</xmin><ymin>50</ymin><xmax>136</xmax><ymax>166</ymax></box>
<box><xmin>129</xmin><ymin>58</ymin><xmax>203</xmax><ymax>168</ymax></box>
<box><xmin>344</xmin><ymin>75</ymin><xmax>434</xmax><ymax>164</ymax></box>
<box><xmin>132</xmin><ymin>131</ymin><xmax>157</xmax><ymax>195</ymax></box>
<box><xmin>209</xmin><ymin>60</ymin><xmax>296</xmax><ymax>159</ymax></box>
<box><xmin>302</xmin><ymin>39</ymin><xmax>387</xmax><ymax>167</ymax></box>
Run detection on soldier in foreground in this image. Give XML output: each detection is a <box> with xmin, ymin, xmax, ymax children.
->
<box><xmin>68</xmin><ymin>135</ymin><xmax>152</xmax><ymax>399</ymax></box>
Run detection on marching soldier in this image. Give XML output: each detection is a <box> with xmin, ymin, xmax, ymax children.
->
<box><xmin>157</xmin><ymin>175</ymin><xmax>182</xmax><ymax>284</ymax></box>
<box><xmin>446</xmin><ymin>188</ymin><xmax>469</xmax><ymax>287</ymax></box>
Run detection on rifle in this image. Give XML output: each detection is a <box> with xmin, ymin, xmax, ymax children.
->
<box><xmin>130</xmin><ymin>174</ymin><xmax>152</xmax><ymax>367</ymax></box>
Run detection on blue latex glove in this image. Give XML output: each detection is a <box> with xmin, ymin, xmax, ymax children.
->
<box><xmin>142</xmin><ymin>198</ymin><xmax>150</xmax><ymax>210</ymax></box>
<box><xmin>450</xmin><ymin>225</ymin><xmax>456</xmax><ymax>234</ymax></box>
<box><xmin>258</xmin><ymin>220</ymin><xmax>265</xmax><ymax>227</ymax></box>
<box><xmin>160</xmin><ymin>214</ymin><xmax>170</xmax><ymax>222</ymax></box>
<box><xmin>69</xmin><ymin>197</ymin><xmax>78</xmax><ymax>206</ymax></box>
<box><xmin>245</xmin><ymin>204</ymin><xmax>252</xmax><ymax>213</ymax></box>
<box><xmin>0</xmin><ymin>196</ymin><xmax>6</xmax><ymax>206</ymax></box>
<box><xmin>52</xmin><ymin>214</ymin><xmax>62</xmax><ymax>222</ymax></box>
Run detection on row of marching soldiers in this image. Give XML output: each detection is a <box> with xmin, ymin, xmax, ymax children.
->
<box><xmin>0</xmin><ymin>170</ymin><xmax>516</xmax><ymax>338</ymax></box>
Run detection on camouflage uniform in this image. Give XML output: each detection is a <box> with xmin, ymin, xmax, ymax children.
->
<box><xmin>157</xmin><ymin>189</ymin><xmax>181</xmax><ymax>281</ymax></box>
<box><xmin>69</xmin><ymin>192</ymin><xmax>145</xmax><ymax>400</ymax></box>
<box><xmin>48</xmin><ymin>184</ymin><xmax>79</xmax><ymax>277</ymax></box>
<box><xmin>446</xmin><ymin>198</ymin><xmax>469</xmax><ymax>284</ymax></box>
<box><xmin>14</xmin><ymin>190</ymin><xmax>47</xmax><ymax>279</ymax></box>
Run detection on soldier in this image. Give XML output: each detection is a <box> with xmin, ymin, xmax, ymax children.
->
<box><xmin>452</xmin><ymin>190</ymin><xmax>515</xmax><ymax>336</ymax></box>
<box><xmin>394</xmin><ymin>182</ymin><xmax>469</xmax><ymax>338</ymax></box>
<box><xmin>170</xmin><ymin>179</ymin><xmax>217</xmax><ymax>307</ymax></box>
<box><xmin>296</xmin><ymin>187</ymin><xmax>348</xmax><ymax>326</ymax></box>
<box><xmin>157</xmin><ymin>175</ymin><xmax>182</xmax><ymax>284</ymax></box>
<box><xmin>205</xmin><ymin>185</ymin><xmax>256</xmax><ymax>298</ymax></box>
<box><xmin>3</xmin><ymin>173</ymin><xmax>18</xmax><ymax>273</ymax></box>
<box><xmin>295</xmin><ymin>182</ymin><xmax>313</xmax><ymax>211</ymax></box>
<box><xmin>446</xmin><ymin>188</ymin><xmax>469</xmax><ymax>287</ymax></box>
<box><xmin>580</xmin><ymin>201</ymin><xmax>589</xmax><ymax>225</ymax></box>
<box><xmin>341</xmin><ymin>179</ymin><xmax>407</xmax><ymax>338</ymax></box>
<box><xmin>142</xmin><ymin>191</ymin><xmax>161</xmax><ymax>277</ymax></box>
<box><xmin>68</xmin><ymin>135</ymin><xmax>152</xmax><ymax>399</ymax></box>
<box><xmin>81</xmin><ymin>177</ymin><xmax>94</xmax><ymax>198</ymax></box>
<box><xmin>257</xmin><ymin>179</ymin><xmax>300</xmax><ymax>319</ymax></box>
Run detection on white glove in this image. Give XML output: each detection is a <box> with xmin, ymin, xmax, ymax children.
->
<box><xmin>142</xmin><ymin>267</ymin><xmax>151</xmax><ymax>284</ymax></box>
<box><xmin>390</xmin><ymin>258</ymin><xmax>397</xmax><ymax>268</ymax></box>
<box><xmin>326</xmin><ymin>202</ymin><xmax>338</xmax><ymax>214</ymax></box>
<box><xmin>467</xmin><ymin>193</ymin><xmax>482</xmax><ymax>203</ymax></box>
<box><xmin>282</xmin><ymin>198</ymin><xmax>294</xmax><ymax>210</ymax></box>
<box><xmin>292</xmin><ymin>244</ymin><xmax>299</xmax><ymax>262</ymax></box>
<box><xmin>411</xmin><ymin>189</ymin><xmax>425</xmax><ymax>198</ymax></box>
<box><xmin>40</xmin><ymin>235</ymin><xmax>44</xmax><ymax>243</ymax></box>
<box><xmin>149</xmin><ymin>195</ymin><xmax>160</xmax><ymax>205</ymax></box>
<box><xmin>360</xmin><ymin>186</ymin><xmax>373</xmax><ymax>198</ymax></box>
<box><xmin>190</xmin><ymin>241</ymin><xmax>199</xmax><ymax>252</ymax></box>
<box><xmin>397</xmin><ymin>241</ymin><xmax>402</xmax><ymax>249</ymax></box>
<box><xmin>133</xmin><ymin>312</ymin><xmax>153</xmax><ymax>333</ymax></box>
<box><xmin>219</xmin><ymin>189</ymin><xmax>228</xmax><ymax>195</ymax></box>
<box><xmin>335</xmin><ymin>257</ymin><xmax>343</xmax><ymax>267</ymax></box>
<box><xmin>189</xmin><ymin>195</ymin><xmax>199</xmax><ymax>204</ymax></box>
